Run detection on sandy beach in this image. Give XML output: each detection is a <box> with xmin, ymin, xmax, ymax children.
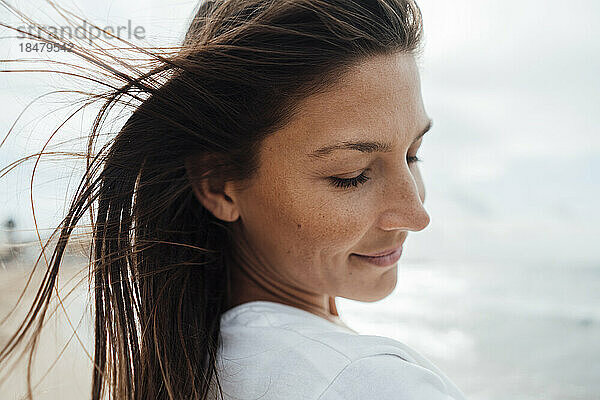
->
<box><xmin>1</xmin><ymin>249</ymin><xmax>93</xmax><ymax>400</ymax></box>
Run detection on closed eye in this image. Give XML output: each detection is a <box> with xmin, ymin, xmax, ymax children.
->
<box><xmin>328</xmin><ymin>169</ymin><xmax>371</xmax><ymax>189</ymax></box>
<box><xmin>327</xmin><ymin>152</ymin><xmax>423</xmax><ymax>190</ymax></box>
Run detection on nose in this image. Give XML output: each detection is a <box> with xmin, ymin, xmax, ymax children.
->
<box><xmin>376</xmin><ymin>172</ymin><xmax>430</xmax><ymax>232</ymax></box>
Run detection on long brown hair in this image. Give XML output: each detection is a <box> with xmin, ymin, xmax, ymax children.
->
<box><xmin>0</xmin><ymin>0</ymin><xmax>424</xmax><ymax>398</ymax></box>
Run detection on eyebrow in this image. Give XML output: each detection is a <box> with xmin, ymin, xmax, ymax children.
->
<box><xmin>307</xmin><ymin>119</ymin><xmax>433</xmax><ymax>159</ymax></box>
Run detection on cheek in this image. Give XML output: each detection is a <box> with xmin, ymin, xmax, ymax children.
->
<box><xmin>238</xmin><ymin>159</ymin><xmax>384</xmax><ymax>282</ymax></box>
<box><xmin>275</xmin><ymin>186</ymin><xmax>376</xmax><ymax>256</ymax></box>
<box><xmin>252</xmin><ymin>179</ymin><xmax>373</xmax><ymax>254</ymax></box>
<box><xmin>280</xmin><ymin>194</ymin><xmax>374</xmax><ymax>290</ymax></box>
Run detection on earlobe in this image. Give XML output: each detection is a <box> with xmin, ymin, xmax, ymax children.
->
<box><xmin>184</xmin><ymin>156</ymin><xmax>240</xmax><ymax>223</ymax></box>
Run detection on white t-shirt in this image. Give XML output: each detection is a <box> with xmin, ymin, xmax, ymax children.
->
<box><xmin>212</xmin><ymin>300</ymin><xmax>467</xmax><ymax>399</ymax></box>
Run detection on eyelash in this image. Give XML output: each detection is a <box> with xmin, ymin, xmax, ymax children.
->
<box><xmin>328</xmin><ymin>154</ymin><xmax>423</xmax><ymax>189</ymax></box>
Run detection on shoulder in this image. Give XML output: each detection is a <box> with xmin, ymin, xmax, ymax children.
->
<box><xmin>220</xmin><ymin>301</ymin><xmax>419</xmax><ymax>362</ymax></box>
<box><xmin>317</xmin><ymin>353</ymin><xmax>464</xmax><ymax>400</ymax></box>
<box><xmin>217</xmin><ymin>303</ymin><xmax>467</xmax><ymax>399</ymax></box>
<box><xmin>219</xmin><ymin>327</ymin><xmax>466</xmax><ymax>399</ymax></box>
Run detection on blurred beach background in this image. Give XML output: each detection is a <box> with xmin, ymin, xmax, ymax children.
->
<box><xmin>1</xmin><ymin>0</ymin><xmax>599</xmax><ymax>399</ymax></box>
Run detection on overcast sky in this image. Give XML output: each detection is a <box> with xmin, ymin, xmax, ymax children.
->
<box><xmin>1</xmin><ymin>0</ymin><xmax>598</xmax><ymax>266</ymax></box>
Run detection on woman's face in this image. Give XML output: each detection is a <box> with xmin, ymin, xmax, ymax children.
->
<box><xmin>208</xmin><ymin>52</ymin><xmax>431</xmax><ymax>316</ymax></box>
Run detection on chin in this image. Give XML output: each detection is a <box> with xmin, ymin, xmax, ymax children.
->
<box><xmin>352</xmin><ymin>269</ymin><xmax>398</xmax><ymax>302</ymax></box>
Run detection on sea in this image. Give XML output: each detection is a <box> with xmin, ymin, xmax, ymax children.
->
<box><xmin>338</xmin><ymin>259</ymin><xmax>600</xmax><ymax>400</ymax></box>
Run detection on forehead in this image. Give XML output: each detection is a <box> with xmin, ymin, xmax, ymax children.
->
<box><xmin>263</xmin><ymin>52</ymin><xmax>428</xmax><ymax>159</ymax></box>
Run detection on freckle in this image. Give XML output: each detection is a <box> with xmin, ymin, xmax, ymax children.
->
<box><xmin>297</xmin><ymin>224</ymin><xmax>302</xmax><ymax>229</ymax></box>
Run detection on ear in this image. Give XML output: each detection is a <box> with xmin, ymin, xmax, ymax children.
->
<box><xmin>184</xmin><ymin>155</ymin><xmax>240</xmax><ymax>222</ymax></box>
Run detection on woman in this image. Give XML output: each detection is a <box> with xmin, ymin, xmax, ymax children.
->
<box><xmin>0</xmin><ymin>0</ymin><xmax>468</xmax><ymax>399</ymax></box>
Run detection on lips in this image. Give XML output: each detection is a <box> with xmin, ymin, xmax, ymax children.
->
<box><xmin>355</xmin><ymin>246</ymin><xmax>402</xmax><ymax>258</ymax></box>
<box><xmin>352</xmin><ymin>246</ymin><xmax>403</xmax><ymax>267</ymax></box>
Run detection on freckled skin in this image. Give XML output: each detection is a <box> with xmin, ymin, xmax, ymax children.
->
<box><xmin>187</xmin><ymin>52</ymin><xmax>431</xmax><ymax>326</ymax></box>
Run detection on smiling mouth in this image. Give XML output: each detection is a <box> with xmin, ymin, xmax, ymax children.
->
<box><xmin>351</xmin><ymin>247</ymin><xmax>403</xmax><ymax>267</ymax></box>
<box><xmin>354</xmin><ymin>246</ymin><xmax>402</xmax><ymax>258</ymax></box>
